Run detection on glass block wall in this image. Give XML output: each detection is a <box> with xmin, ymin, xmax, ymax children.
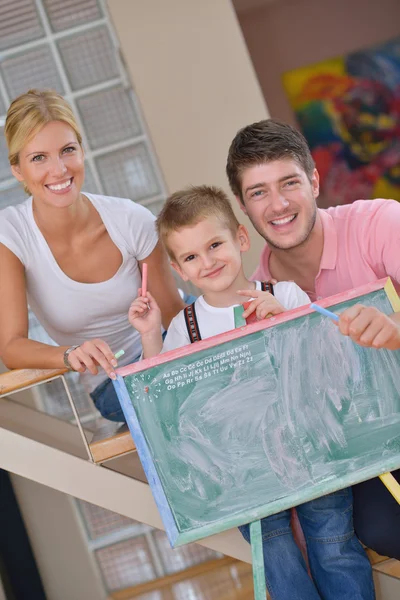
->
<box><xmin>75</xmin><ymin>500</ymin><xmax>221</xmax><ymax>595</ymax></box>
<box><xmin>0</xmin><ymin>0</ymin><xmax>167</xmax><ymax>424</ymax></box>
<box><xmin>0</xmin><ymin>1</ymin><xmax>215</xmax><ymax>596</ymax></box>
<box><xmin>0</xmin><ymin>0</ymin><xmax>166</xmax><ymax>214</ymax></box>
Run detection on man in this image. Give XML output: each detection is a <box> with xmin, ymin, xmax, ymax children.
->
<box><xmin>226</xmin><ymin>119</ymin><xmax>400</xmax><ymax>558</ymax></box>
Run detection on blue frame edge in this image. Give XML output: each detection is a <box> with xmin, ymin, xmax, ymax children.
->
<box><xmin>113</xmin><ymin>375</ymin><xmax>180</xmax><ymax>547</ymax></box>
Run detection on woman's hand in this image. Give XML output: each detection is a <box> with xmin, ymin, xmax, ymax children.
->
<box><xmin>237</xmin><ymin>289</ymin><xmax>285</xmax><ymax>320</ymax></box>
<box><xmin>66</xmin><ymin>339</ymin><xmax>118</xmax><ymax>379</ymax></box>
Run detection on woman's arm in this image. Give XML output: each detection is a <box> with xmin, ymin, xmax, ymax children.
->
<box><xmin>0</xmin><ymin>244</ymin><xmax>118</xmax><ymax>377</ymax></box>
<box><xmin>139</xmin><ymin>241</ymin><xmax>185</xmax><ymax>329</ymax></box>
<box><xmin>0</xmin><ymin>243</ymin><xmax>68</xmax><ymax>369</ymax></box>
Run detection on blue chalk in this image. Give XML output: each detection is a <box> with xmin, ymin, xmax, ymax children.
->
<box><xmin>310</xmin><ymin>303</ymin><xmax>339</xmax><ymax>322</ymax></box>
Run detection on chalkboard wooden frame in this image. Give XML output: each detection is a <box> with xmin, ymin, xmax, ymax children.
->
<box><xmin>114</xmin><ymin>278</ymin><xmax>400</xmax><ymax>547</ymax></box>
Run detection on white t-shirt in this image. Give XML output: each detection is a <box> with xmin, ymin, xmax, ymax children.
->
<box><xmin>0</xmin><ymin>193</ymin><xmax>158</xmax><ymax>392</ymax></box>
<box><xmin>162</xmin><ymin>281</ymin><xmax>310</xmax><ymax>352</ymax></box>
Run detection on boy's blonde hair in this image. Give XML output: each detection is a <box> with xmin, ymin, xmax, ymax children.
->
<box><xmin>156</xmin><ymin>185</ymin><xmax>240</xmax><ymax>260</ymax></box>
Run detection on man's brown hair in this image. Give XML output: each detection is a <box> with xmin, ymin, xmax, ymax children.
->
<box><xmin>226</xmin><ymin>119</ymin><xmax>315</xmax><ymax>203</ymax></box>
<box><xmin>156</xmin><ymin>185</ymin><xmax>240</xmax><ymax>260</ymax></box>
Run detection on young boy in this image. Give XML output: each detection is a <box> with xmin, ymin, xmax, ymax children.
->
<box><xmin>129</xmin><ymin>185</ymin><xmax>374</xmax><ymax>600</ymax></box>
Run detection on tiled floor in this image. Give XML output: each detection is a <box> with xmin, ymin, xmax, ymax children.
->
<box><xmin>126</xmin><ymin>560</ymin><xmax>254</xmax><ymax>599</ymax></box>
<box><xmin>118</xmin><ymin>554</ymin><xmax>400</xmax><ymax>600</ymax></box>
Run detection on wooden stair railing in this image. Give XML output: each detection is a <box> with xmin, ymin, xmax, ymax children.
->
<box><xmin>0</xmin><ymin>367</ymin><xmax>136</xmax><ymax>464</ymax></box>
<box><xmin>0</xmin><ymin>367</ymin><xmax>68</xmax><ymax>395</ymax></box>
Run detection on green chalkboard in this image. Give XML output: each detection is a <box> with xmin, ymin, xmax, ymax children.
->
<box><xmin>114</xmin><ymin>281</ymin><xmax>400</xmax><ymax>547</ymax></box>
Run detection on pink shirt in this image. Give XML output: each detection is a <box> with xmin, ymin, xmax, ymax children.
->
<box><xmin>252</xmin><ymin>199</ymin><xmax>400</xmax><ymax>302</ymax></box>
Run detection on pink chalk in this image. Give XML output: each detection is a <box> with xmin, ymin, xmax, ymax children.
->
<box><xmin>141</xmin><ymin>263</ymin><xmax>148</xmax><ymax>297</ymax></box>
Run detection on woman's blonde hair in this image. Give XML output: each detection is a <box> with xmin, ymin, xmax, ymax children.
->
<box><xmin>5</xmin><ymin>89</ymin><xmax>83</xmax><ymax>193</ymax></box>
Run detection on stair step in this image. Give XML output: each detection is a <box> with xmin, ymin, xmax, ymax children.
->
<box><xmin>109</xmin><ymin>556</ymin><xmax>241</xmax><ymax>599</ymax></box>
<box><xmin>89</xmin><ymin>422</ymin><xmax>136</xmax><ymax>463</ymax></box>
<box><xmin>366</xmin><ymin>548</ymin><xmax>390</xmax><ymax>565</ymax></box>
<box><xmin>372</xmin><ymin>558</ymin><xmax>400</xmax><ymax>578</ymax></box>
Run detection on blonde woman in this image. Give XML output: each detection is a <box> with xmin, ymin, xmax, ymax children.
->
<box><xmin>0</xmin><ymin>89</ymin><xmax>184</xmax><ymax>421</ymax></box>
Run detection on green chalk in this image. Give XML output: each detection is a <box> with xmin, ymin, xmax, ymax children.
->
<box><xmin>114</xmin><ymin>349</ymin><xmax>125</xmax><ymax>360</ymax></box>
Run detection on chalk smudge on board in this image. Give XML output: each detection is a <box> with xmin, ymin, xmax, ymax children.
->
<box><xmin>125</xmin><ymin>289</ymin><xmax>400</xmax><ymax>532</ymax></box>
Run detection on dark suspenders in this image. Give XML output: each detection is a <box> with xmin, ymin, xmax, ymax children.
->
<box><xmin>184</xmin><ymin>282</ymin><xmax>274</xmax><ymax>343</ymax></box>
<box><xmin>261</xmin><ymin>281</ymin><xmax>274</xmax><ymax>295</ymax></box>
<box><xmin>183</xmin><ymin>301</ymin><xmax>202</xmax><ymax>343</ymax></box>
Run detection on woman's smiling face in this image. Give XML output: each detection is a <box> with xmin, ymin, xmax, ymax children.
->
<box><xmin>11</xmin><ymin>120</ymin><xmax>85</xmax><ymax>207</ymax></box>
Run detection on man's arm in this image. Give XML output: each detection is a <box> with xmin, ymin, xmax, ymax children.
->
<box><xmin>342</xmin><ymin>199</ymin><xmax>400</xmax><ymax>350</ymax></box>
<box><xmin>369</xmin><ymin>199</ymin><xmax>400</xmax><ymax>285</ymax></box>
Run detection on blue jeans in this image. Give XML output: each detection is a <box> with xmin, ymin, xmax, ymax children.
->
<box><xmin>239</xmin><ymin>488</ymin><xmax>374</xmax><ymax>600</ymax></box>
<box><xmin>90</xmin><ymin>376</ymin><xmax>126</xmax><ymax>422</ymax></box>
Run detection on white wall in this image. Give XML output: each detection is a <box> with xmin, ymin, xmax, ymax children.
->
<box><xmin>107</xmin><ymin>0</ymin><xmax>269</xmax><ymax>273</ymax></box>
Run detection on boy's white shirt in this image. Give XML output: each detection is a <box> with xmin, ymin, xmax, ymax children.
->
<box><xmin>162</xmin><ymin>281</ymin><xmax>310</xmax><ymax>353</ymax></box>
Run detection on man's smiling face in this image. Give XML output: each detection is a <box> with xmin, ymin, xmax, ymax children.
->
<box><xmin>238</xmin><ymin>159</ymin><xmax>320</xmax><ymax>250</ymax></box>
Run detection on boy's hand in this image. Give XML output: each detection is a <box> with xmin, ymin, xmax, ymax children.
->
<box><xmin>338</xmin><ymin>304</ymin><xmax>400</xmax><ymax>350</ymax></box>
<box><xmin>237</xmin><ymin>289</ymin><xmax>285</xmax><ymax>321</ymax></box>
<box><xmin>129</xmin><ymin>290</ymin><xmax>161</xmax><ymax>335</ymax></box>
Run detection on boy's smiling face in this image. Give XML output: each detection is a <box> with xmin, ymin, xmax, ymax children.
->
<box><xmin>168</xmin><ymin>216</ymin><xmax>250</xmax><ymax>297</ymax></box>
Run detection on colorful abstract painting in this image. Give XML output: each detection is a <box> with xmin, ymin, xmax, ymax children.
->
<box><xmin>283</xmin><ymin>37</ymin><xmax>400</xmax><ymax>206</ymax></box>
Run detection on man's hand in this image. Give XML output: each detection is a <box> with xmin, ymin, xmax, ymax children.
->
<box><xmin>338</xmin><ymin>304</ymin><xmax>400</xmax><ymax>350</ymax></box>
